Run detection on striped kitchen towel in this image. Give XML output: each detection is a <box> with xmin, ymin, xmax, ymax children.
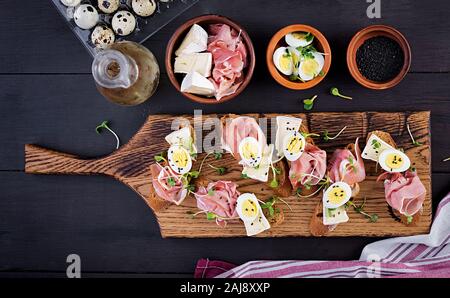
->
<box><xmin>195</xmin><ymin>193</ymin><xmax>450</xmax><ymax>278</ymax></box>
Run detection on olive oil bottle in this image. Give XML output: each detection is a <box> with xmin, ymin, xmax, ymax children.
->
<box><xmin>92</xmin><ymin>41</ymin><xmax>160</xmax><ymax>105</ymax></box>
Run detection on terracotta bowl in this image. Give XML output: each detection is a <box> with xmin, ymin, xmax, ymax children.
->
<box><xmin>165</xmin><ymin>14</ymin><xmax>255</xmax><ymax>104</ymax></box>
<box><xmin>266</xmin><ymin>24</ymin><xmax>332</xmax><ymax>90</ymax></box>
<box><xmin>347</xmin><ymin>25</ymin><xmax>411</xmax><ymax>90</ymax></box>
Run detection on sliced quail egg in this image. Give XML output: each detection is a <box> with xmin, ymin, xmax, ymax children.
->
<box><xmin>91</xmin><ymin>25</ymin><xmax>115</xmax><ymax>49</ymax></box>
<box><xmin>74</xmin><ymin>4</ymin><xmax>99</xmax><ymax>30</ymax></box>
<box><xmin>285</xmin><ymin>32</ymin><xmax>314</xmax><ymax>48</ymax></box>
<box><xmin>323</xmin><ymin>182</ymin><xmax>352</xmax><ymax>209</ymax></box>
<box><xmin>112</xmin><ymin>10</ymin><xmax>137</xmax><ymax>36</ymax></box>
<box><xmin>273</xmin><ymin>47</ymin><xmax>293</xmax><ymax>76</ymax></box>
<box><xmin>132</xmin><ymin>0</ymin><xmax>157</xmax><ymax>17</ymax></box>
<box><xmin>288</xmin><ymin>47</ymin><xmax>301</xmax><ymax>75</ymax></box>
<box><xmin>236</xmin><ymin>193</ymin><xmax>259</xmax><ymax>222</ymax></box>
<box><xmin>167</xmin><ymin>144</ymin><xmax>192</xmax><ymax>175</ymax></box>
<box><xmin>97</xmin><ymin>0</ymin><xmax>120</xmax><ymax>14</ymax></box>
<box><xmin>298</xmin><ymin>52</ymin><xmax>324</xmax><ymax>81</ymax></box>
<box><xmin>378</xmin><ymin>149</ymin><xmax>411</xmax><ymax>173</ymax></box>
<box><xmin>60</xmin><ymin>0</ymin><xmax>81</xmax><ymax>7</ymax></box>
<box><xmin>238</xmin><ymin>137</ymin><xmax>263</xmax><ymax>168</ymax></box>
<box><xmin>282</xmin><ymin>131</ymin><xmax>306</xmax><ymax>161</ymax></box>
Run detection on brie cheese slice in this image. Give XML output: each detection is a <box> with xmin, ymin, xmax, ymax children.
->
<box><xmin>242</xmin><ymin>144</ymin><xmax>274</xmax><ymax>182</ymax></box>
<box><xmin>362</xmin><ymin>134</ymin><xmax>395</xmax><ymax>162</ymax></box>
<box><xmin>180</xmin><ymin>71</ymin><xmax>215</xmax><ymax>97</ymax></box>
<box><xmin>175</xmin><ymin>24</ymin><xmax>208</xmax><ymax>56</ymax></box>
<box><xmin>274</xmin><ymin>116</ymin><xmax>303</xmax><ymax>158</ymax></box>
<box><xmin>323</xmin><ymin>205</ymin><xmax>349</xmax><ymax>225</ymax></box>
<box><xmin>236</xmin><ymin>193</ymin><xmax>270</xmax><ymax>236</ymax></box>
<box><xmin>174</xmin><ymin>53</ymin><xmax>212</xmax><ymax>78</ymax></box>
<box><xmin>165</xmin><ymin>126</ymin><xmax>197</xmax><ymax>154</ymax></box>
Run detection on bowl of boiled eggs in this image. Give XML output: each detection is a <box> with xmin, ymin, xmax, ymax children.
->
<box><xmin>266</xmin><ymin>24</ymin><xmax>331</xmax><ymax>90</ymax></box>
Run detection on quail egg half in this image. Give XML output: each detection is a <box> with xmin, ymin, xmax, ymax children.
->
<box><xmin>298</xmin><ymin>52</ymin><xmax>324</xmax><ymax>81</ymax></box>
<box><xmin>236</xmin><ymin>193</ymin><xmax>259</xmax><ymax>222</ymax></box>
<box><xmin>285</xmin><ymin>31</ymin><xmax>314</xmax><ymax>48</ymax></box>
<box><xmin>60</xmin><ymin>0</ymin><xmax>81</xmax><ymax>7</ymax></box>
<box><xmin>97</xmin><ymin>0</ymin><xmax>120</xmax><ymax>14</ymax></box>
<box><xmin>74</xmin><ymin>4</ymin><xmax>99</xmax><ymax>30</ymax></box>
<box><xmin>323</xmin><ymin>182</ymin><xmax>352</xmax><ymax>209</ymax></box>
<box><xmin>282</xmin><ymin>130</ymin><xmax>306</xmax><ymax>161</ymax></box>
<box><xmin>167</xmin><ymin>144</ymin><xmax>192</xmax><ymax>175</ymax></box>
<box><xmin>132</xmin><ymin>0</ymin><xmax>157</xmax><ymax>17</ymax></box>
<box><xmin>91</xmin><ymin>25</ymin><xmax>115</xmax><ymax>49</ymax></box>
<box><xmin>112</xmin><ymin>10</ymin><xmax>137</xmax><ymax>36</ymax></box>
<box><xmin>378</xmin><ymin>148</ymin><xmax>411</xmax><ymax>173</ymax></box>
<box><xmin>272</xmin><ymin>47</ymin><xmax>293</xmax><ymax>76</ymax></box>
<box><xmin>238</xmin><ymin>137</ymin><xmax>263</xmax><ymax>168</ymax></box>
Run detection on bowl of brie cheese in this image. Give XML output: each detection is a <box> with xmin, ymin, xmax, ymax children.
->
<box><xmin>165</xmin><ymin>14</ymin><xmax>255</xmax><ymax>104</ymax></box>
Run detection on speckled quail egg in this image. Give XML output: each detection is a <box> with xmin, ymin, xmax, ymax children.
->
<box><xmin>91</xmin><ymin>25</ymin><xmax>115</xmax><ymax>49</ymax></box>
<box><xmin>74</xmin><ymin>4</ymin><xmax>99</xmax><ymax>30</ymax></box>
<box><xmin>132</xmin><ymin>0</ymin><xmax>157</xmax><ymax>17</ymax></box>
<box><xmin>323</xmin><ymin>182</ymin><xmax>352</xmax><ymax>209</ymax></box>
<box><xmin>97</xmin><ymin>0</ymin><xmax>120</xmax><ymax>14</ymax></box>
<box><xmin>60</xmin><ymin>0</ymin><xmax>81</xmax><ymax>7</ymax></box>
<box><xmin>111</xmin><ymin>10</ymin><xmax>137</xmax><ymax>36</ymax></box>
<box><xmin>378</xmin><ymin>149</ymin><xmax>411</xmax><ymax>173</ymax></box>
<box><xmin>285</xmin><ymin>32</ymin><xmax>314</xmax><ymax>48</ymax></box>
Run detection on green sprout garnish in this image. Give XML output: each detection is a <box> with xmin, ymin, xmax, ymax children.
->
<box><xmin>346</xmin><ymin>198</ymin><xmax>378</xmax><ymax>223</ymax></box>
<box><xmin>330</xmin><ymin>87</ymin><xmax>352</xmax><ymax>100</ymax></box>
<box><xmin>209</xmin><ymin>164</ymin><xmax>227</xmax><ymax>175</ymax></box>
<box><xmin>303</xmin><ymin>95</ymin><xmax>318</xmax><ymax>111</ymax></box>
<box><xmin>240</xmin><ymin>173</ymin><xmax>249</xmax><ymax>179</ymax></box>
<box><xmin>206</xmin><ymin>212</ymin><xmax>217</xmax><ymax>220</ymax></box>
<box><xmin>406</xmin><ymin>123</ymin><xmax>422</xmax><ymax>146</ymax></box>
<box><xmin>154</xmin><ymin>153</ymin><xmax>167</xmax><ymax>163</ymax></box>
<box><xmin>260</xmin><ymin>197</ymin><xmax>279</xmax><ymax>218</ymax></box>
<box><xmin>207</xmin><ymin>187</ymin><xmax>216</xmax><ymax>196</ymax></box>
<box><xmin>167</xmin><ymin>177</ymin><xmax>176</xmax><ymax>187</ymax></box>
<box><xmin>322</xmin><ymin>126</ymin><xmax>347</xmax><ymax>142</ymax></box>
<box><xmin>214</xmin><ymin>152</ymin><xmax>223</xmax><ymax>160</ymax></box>
<box><xmin>95</xmin><ymin>120</ymin><xmax>120</xmax><ymax>149</ymax></box>
<box><xmin>406</xmin><ymin>215</ymin><xmax>413</xmax><ymax>224</ymax></box>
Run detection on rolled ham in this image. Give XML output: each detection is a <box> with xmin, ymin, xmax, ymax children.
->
<box><xmin>221</xmin><ymin>116</ymin><xmax>267</xmax><ymax>159</ymax></box>
<box><xmin>380</xmin><ymin>170</ymin><xmax>426</xmax><ymax>216</ymax></box>
<box><xmin>289</xmin><ymin>143</ymin><xmax>327</xmax><ymax>189</ymax></box>
<box><xmin>150</xmin><ymin>164</ymin><xmax>187</xmax><ymax>205</ymax></box>
<box><xmin>328</xmin><ymin>138</ymin><xmax>366</xmax><ymax>185</ymax></box>
<box><xmin>194</xmin><ymin>181</ymin><xmax>240</xmax><ymax>227</ymax></box>
<box><xmin>207</xmin><ymin>24</ymin><xmax>247</xmax><ymax>100</ymax></box>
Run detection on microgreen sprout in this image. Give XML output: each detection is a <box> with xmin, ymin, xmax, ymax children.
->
<box><xmin>207</xmin><ymin>187</ymin><xmax>216</xmax><ymax>196</ymax></box>
<box><xmin>213</xmin><ymin>152</ymin><xmax>223</xmax><ymax>160</ymax></box>
<box><xmin>209</xmin><ymin>164</ymin><xmax>227</xmax><ymax>175</ymax></box>
<box><xmin>330</xmin><ymin>87</ymin><xmax>352</xmax><ymax>100</ymax></box>
<box><xmin>95</xmin><ymin>120</ymin><xmax>120</xmax><ymax>149</ymax></box>
<box><xmin>269</xmin><ymin>162</ymin><xmax>281</xmax><ymax>188</ymax></box>
<box><xmin>240</xmin><ymin>173</ymin><xmax>249</xmax><ymax>179</ymax></box>
<box><xmin>167</xmin><ymin>177</ymin><xmax>176</xmax><ymax>187</ymax></box>
<box><xmin>346</xmin><ymin>197</ymin><xmax>378</xmax><ymax>223</ymax></box>
<box><xmin>406</xmin><ymin>123</ymin><xmax>422</xmax><ymax>146</ymax></box>
<box><xmin>406</xmin><ymin>215</ymin><xmax>413</xmax><ymax>224</ymax></box>
<box><xmin>303</xmin><ymin>95</ymin><xmax>318</xmax><ymax>111</ymax></box>
<box><xmin>154</xmin><ymin>152</ymin><xmax>167</xmax><ymax>163</ymax></box>
<box><xmin>322</xmin><ymin>126</ymin><xmax>347</xmax><ymax>142</ymax></box>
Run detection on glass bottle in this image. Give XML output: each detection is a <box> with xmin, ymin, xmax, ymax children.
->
<box><xmin>92</xmin><ymin>41</ymin><xmax>160</xmax><ymax>106</ymax></box>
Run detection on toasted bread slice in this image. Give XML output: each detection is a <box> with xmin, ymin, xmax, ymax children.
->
<box><xmin>268</xmin><ymin>159</ymin><xmax>292</xmax><ymax>197</ymax></box>
<box><xmin>310</xmin><ymin>201</ymin><xmax>331</xmax><ymax>237</ymax></box>
<box><xmin>263</xmin><ymin>206</ymin><xmax>285</xmax><ymax>227</ymax></box>
<box><xmin>148</xmin><ymin>163</ymin><xmax>172</xmax><ymax>212</ymax></box>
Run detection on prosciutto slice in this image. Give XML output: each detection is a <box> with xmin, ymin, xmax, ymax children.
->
<box><xmin>207</xmin><ymin>24</ymin><xmax>247</xmax><ymax>100</ymax></box>
<box><xmin>289</xmin><ymin>143</ymin><xmax>327</xmax><ymax>189</ymax></box>
<box><xmin>379</xmin><ymin>170</ymin><xmax>426</xmax><ymax>216</ymax></box>
<box><xmin>194</xmin><ymin>181</ymin><xmax>240</xmax><ymax>227</ymax></box>
<box><xmin>221</xmin><ymin>116</ymin><xmax>267</xmax><ymax>159</ymax></box>
<box><xmin>328</xmin><ymin>138</ymin><xmax>366</xmax><ymax>185</ymax></box>
<box><xmin>150</xmin><ymin>164</ymin><xmax>187</xmax><ymax>205</ymax></box>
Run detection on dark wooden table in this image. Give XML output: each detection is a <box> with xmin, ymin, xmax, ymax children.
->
<box><xmin>0</xmin><ymin>0</ymin><xmax>449</xmax><ymax>278</ymax></box>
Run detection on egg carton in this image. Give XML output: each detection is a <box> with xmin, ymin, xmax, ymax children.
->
<box><xmin>51</xmin><ymin>0</ymin><xmax>199</xmax><ymax>57</ymax></box>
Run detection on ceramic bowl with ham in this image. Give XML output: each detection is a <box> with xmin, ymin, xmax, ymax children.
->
<box><xmin>266</xmin><ymin>24</ymin><xmax>332</xmax><ymax>90</ymax></box>
<box><xmin>166</xmin><ymin>15</ymin><xmax>255</xmax><ymax>104</ymax></box>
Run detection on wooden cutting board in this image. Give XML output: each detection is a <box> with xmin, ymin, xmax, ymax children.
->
<box><xmin>25</xmin><ymin>111</ymin><xmax>432</xmax><ymax>238</ymax></box>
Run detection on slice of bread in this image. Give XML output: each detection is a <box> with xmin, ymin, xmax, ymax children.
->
<box><xmin>367</xmin><ymin>130</ymin><xmax>397</xmax><ymax>148</ymax></box>
<box><xmin>147</xmin><ymin>163</ymin><xmax>172</xmax><ymax>212</ymax></box>
<box><xmin>268</xmin><ymin>159</ymin><xmax>292</xmax><ymax>197</ymax></box>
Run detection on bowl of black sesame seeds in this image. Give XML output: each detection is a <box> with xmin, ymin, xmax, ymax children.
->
<box><xmin>347</xmin><ymin>25</ymin><xmax>411</xmax><ymax>90</ymax></box>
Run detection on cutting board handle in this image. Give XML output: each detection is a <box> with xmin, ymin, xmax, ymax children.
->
<box><xmin>25</xmin><ymin>144</ymin><xmax>102</xmax><ymax>175</ymax></box>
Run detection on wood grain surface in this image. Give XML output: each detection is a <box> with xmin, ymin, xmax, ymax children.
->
<box><xmin>25</xmin><ymin>112</ymin><xmax>432</xmax><ymax>238</ymax></box>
